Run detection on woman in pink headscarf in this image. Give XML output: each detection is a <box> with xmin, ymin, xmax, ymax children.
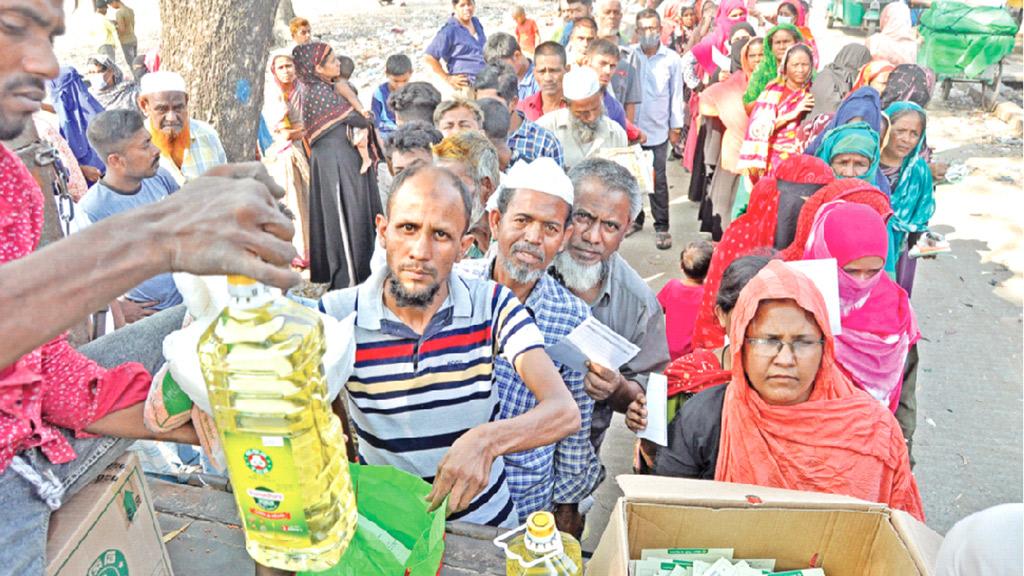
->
<box><xmin>802</xmin><ymin>201</ymin><xmax>920</xmax><ymax>412</ymax></box>
<box><xmin>691</xmin><ymin>0</ymin><xmax>749</xmax><ymax>78</ymax></box>
<box><xmin>866</xmin><ymin>2</ymin><xmax>920</xmax><ymax>66</ymax></box>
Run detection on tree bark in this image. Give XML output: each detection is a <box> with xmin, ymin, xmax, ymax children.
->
<box><xmin>158</xmin><ymin>0</ymin><xmax>281</xmax><ymax>162</ymax></box>
<box><xmin>276</xmin><ymin>0</ymin><xmax>296</xmax><ymax>27</ymax></box>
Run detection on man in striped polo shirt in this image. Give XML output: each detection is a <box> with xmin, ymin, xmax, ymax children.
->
<box><xmin>458</xmin><ymin>158</ymin><xmax>601</xmax><ymax>537</ymax></box>
<box><xmin>321</xmin><ymin>162</ymin><xmax>579</xmax><ymax>527</ymax></box>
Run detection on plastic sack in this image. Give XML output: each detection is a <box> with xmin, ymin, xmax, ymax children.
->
<box><xmin>918</xmin><ymin>1</ymin><xmax>1018</xmax><ymax>77</ymax></box>
<box><xmin>301</xmin><ymin>464</ymin><xmax>447</xmax><ymax>576</ymax></box>
<box><xmin>918</xmin><ymin>29</ymin><xmax>1016</xmax><ymax>77</ymax></box>
<box><xmin>163</xmin><ymin>273</ymin><xmax>356</xmax><ymax>415</ymax></box>
<box><xmin>919</xmin><ymin>1</ymin><xmax>1018</xmax><ymax>34</ymax></box>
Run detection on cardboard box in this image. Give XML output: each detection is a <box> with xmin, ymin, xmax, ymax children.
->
<box><xmin>589</xmin><ymin>475</ymin><xmax>943</xmax><ymax>576</ymax></box>
<box><xmin>46</xmin><ymin>452</ymin><xmax>174</xmax><ymax>576</ymax></box>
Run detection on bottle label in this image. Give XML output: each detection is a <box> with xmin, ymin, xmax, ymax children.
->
<box><xmin>223</xmin><ymin>432</ymin><xmax>310</xmax><ymax>538</ymax></box>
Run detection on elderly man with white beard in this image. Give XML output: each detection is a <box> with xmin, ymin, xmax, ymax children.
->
<box><xmin>535</xmin><ymin>67</ymin><xmax>626</xmax><ymax>171</ymax></box>
<box><xmin>457</xmin><ymin>158</ymin><xmax>600</xmax><ymax>537</ymax></box>
<box><xmin>551</xmin><ymin>158</ymin><xmax>670</xmax><ymax>455</ymax></box>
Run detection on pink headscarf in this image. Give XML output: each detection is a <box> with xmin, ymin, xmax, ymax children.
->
<box><xmin>691</xmin><ymin>0</ymin><xmax>748</xmax><ymax>73</ymax></box>
<box><xmin>866</xmin><ymin>2</ymin><xmax>919</xmax><ymax>66</ymax></box>
<box><xmin>802</xmin><ymin>201</ymin><xmax>920</xmax><ymax>412</ymax></box>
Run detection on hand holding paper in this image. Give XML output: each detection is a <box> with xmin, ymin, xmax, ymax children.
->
<box><xmin>636</xmin><ymin>373</ymin><xmax>668</xmax><ymax>446</ymax></box>
<box><xmin>547</xmin><ymin>316</ymin><xmax>641</xmax><ymax>377</ymax></box>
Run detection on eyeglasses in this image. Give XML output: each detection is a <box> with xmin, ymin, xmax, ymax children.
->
<box><xmin>744</xmin><ymin>337</ymin><xmax>824</xmax><ymax>358</ymax></box>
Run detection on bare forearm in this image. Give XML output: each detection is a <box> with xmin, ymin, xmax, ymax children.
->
<box><xmin>483</xmin><ymin>351</ymin><xmax>580</xmax><ymax>456</ymax></box>
<box><xmin>479</xmin><ymin>395</ymin><xmax>578</xmax><ymax>457</ymax></box>
<box><xmin>335</xmin><ymin>81</ymin><xmax>365</xmax><ymax>113</ymax></box>
<box><xmin>422</xmin><ymin>54</ymin><xmax>446</xmax><ymax>78</ymax></box>
<box><xmin>625</xmin><ymin>103</ymin><xmax>637</xmax><ymax>123</ymax></box>
<box><xmin>85</xmin><ymin>404</ymin><xmax>200</xmax><ymax>445</ymax></box>
<box><xmin>0</xmin><ymin>209</ymin><xmax>166</xmax><ymax>367</ymax></box>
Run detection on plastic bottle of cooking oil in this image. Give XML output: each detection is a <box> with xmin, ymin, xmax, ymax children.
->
<box><xmin>496</xmin><ymin>511</ymin><xmax>584</xmax><ymax>576</ymax></box>
<box><xmin>197</xmin><ymin>275</ymin><xmax>356</xmax><ymax>572</ymax></box>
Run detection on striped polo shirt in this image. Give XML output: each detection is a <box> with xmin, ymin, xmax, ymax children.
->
<box><xmin>321</xmin><ymin>266</ymin><xmax>545</xmax><ymax>527</ymax></box>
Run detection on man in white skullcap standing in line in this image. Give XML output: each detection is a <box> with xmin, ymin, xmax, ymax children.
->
<box><xmin>535</xmin><ymin>67</ymin><xmax>626</xmax><ymax>171</ymax></box>
<box><xmin>457</xmin><ymin>157</ymin><xmax>600</xmax><ymax>537</ymax></box>
<box><xmin>137</xmin><ymin>71</ymin><xmax>227</xmax><ymax>184</ymax></box>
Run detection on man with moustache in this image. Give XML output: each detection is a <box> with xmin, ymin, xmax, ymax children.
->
<box><xmin>81</xmin><ymin>108</ymin><xmax>182</xmax><ymax>323</ymax></box>
<box><xmin>456</xmin><ymin>158</ymin><xmax>600</xmax><ymax>536</ymax></box>
<box><xmin>137</xmin><ymin>70</ymin><xmax>226</xmax><ymax>184</ymax></box>
<box><xmin>0</xmin><ymin>2</ymin><xmax>301</xmax><ymax>573</ymax></box>
<box><xmin>320</xmin><ymin>163</ymin><xmax>579</xmax><ymax>528</ymax></box>
<box><xmin>552</xmin><ymin>158</ymin><xmax>669</xmax><ymax>454</ymax></box>
<box><xmin>536</xmin><ymin>66</ymin><xmax>625</xmax><ymax>171</ymax></box>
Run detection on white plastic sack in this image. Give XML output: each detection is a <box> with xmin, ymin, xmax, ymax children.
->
<box><xmin>164</xmin><ymin>273</ymin><xmax>356</xmax><ymax>415</ymax></box>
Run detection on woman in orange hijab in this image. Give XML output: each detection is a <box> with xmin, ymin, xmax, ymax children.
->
<box><xmin>657</xmin><ymin>259</ymin><xmax>924</xmax><ymax>521</ymax></box>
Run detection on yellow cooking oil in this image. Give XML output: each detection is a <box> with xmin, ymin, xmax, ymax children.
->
<box><xmin>501</xmin><ymin>511</ymin><xmax>583</xmax><ymax>576</ymax></box>
<box><xmin>197</xmin><ymin>275</ymin><xmax>356</xmax><ymax>572</ymax></box>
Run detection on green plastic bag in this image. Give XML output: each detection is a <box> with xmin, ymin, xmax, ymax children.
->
<box><xmin>918</xmin><ymin>1</ymin><xmax>1018</xmax><ymax>78</ymax></box>
<box><xmin>919</xmin><ymin>30</ymin><xmax>1016</xmax><ymax>77</ymax></box>
<box><xmin>919</xmin><ymin>1</ymin><xmax>1019</xmax><ymax>35</ymax></box>
<box><xmin>302</xmin><ymin>464</ymin><xmax>447</xmax><ymax>576</ymax></box>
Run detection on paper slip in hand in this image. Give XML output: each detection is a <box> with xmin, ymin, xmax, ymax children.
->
<box><xmin>546</xmin><ymin>316</ymin><xmax>640</xmax><ymax>374</ymax></box>
<box><xmin>636</xmin><ymin>373</ymin><xmax>668</xmax><ymax>446</ymax></box>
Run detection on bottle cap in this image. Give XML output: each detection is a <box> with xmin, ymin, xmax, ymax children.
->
<box><xmin>227</xmin><ymin>275</ymin><xmax>257</xmax><ymax>286</ymax></box>
<box><xmin>526</xmin><ymin>511</ymin><xmax>556</xmax><ymax>540</ymax></box>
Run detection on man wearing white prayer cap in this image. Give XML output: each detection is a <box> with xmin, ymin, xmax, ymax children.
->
<box><xmin>456</xmin><ymin>156</ymin><xmax>601</xmax><ymax>536</ymax></box>
<box><xmin>137</xmin><ymin>70</ymin><xmax>226</xmax><ymax>184</ymax></box>
<box><xmin>535</xmin><ymin>66</ymin><xmax>626</xmax><ymax>170</ymax></box>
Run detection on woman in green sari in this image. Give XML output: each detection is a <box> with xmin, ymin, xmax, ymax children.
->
<box><xmin>742</xmin><ymin>23</ymin><xmax>803</xmax><ymax>106</ymax></box>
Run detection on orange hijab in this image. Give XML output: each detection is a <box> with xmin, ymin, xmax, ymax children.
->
<box><xmin>715</xmin><ymin>260</ymin><xmax>925</xmax><ymax>521</ymax></box>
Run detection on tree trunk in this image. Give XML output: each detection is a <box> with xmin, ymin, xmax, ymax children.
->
<box><xmin>158</xmin><ymin>0</ymin><xmax>281</xmax><ymax>162</ymax></box>
<box><xmin>276</xmin><ymin>0</ymin><xmax>296</xmax><ymax>27</ymax></box>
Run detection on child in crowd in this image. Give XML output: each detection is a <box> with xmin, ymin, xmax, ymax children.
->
<box><xmin>371</xmin><ymin>54</ymin><xmax>413</xmax><ymax>141</ymax></box>
<box><xmin>336</xmin><ymin>55</ymin><xmax>374</xmax><ymax>173</ymax></box>
<box><xmin>657</xmin><ymin>240</ymin><xmax>714</xmax><ymax>360</ymax></box>
<box><xmin>290</xmin><ymin>16</ymin><xmax>312</xmax><ymax>46</ymax></box>
<box><xmin>512</xmin><ymin>5</ymin><xmax>539</xmax><ymax>56</ymax></box>
<box><xmin>666</xmin><ymin>5</ymin><xmax>698</xmax><ymax>54</ymax></box>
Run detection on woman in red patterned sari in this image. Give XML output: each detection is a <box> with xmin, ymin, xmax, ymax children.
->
<box><xmin>737</xmin><ymin>43</ymin><xmax>815</xmax><ymax>182</ymax></box>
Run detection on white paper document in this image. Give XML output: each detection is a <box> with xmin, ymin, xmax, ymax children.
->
<box><xmin>636</xmin><ymin>373</ymin><xmax>668</xmax><ymax>446</ymax></box>
<box><xmin>784</xmin><ymin>259</ymin><xmax>843</xmax><ymax>336</ymax></box>
<box><xmin>546</xmin><ymin>316</ymin><xmax>641</xmax><ymax>374</ymax></box>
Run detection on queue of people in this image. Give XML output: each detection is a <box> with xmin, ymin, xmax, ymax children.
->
<box><xmin>0</xmin><ymin>0</ymin><xmax>978</xmax><ymax>571</ymax></box>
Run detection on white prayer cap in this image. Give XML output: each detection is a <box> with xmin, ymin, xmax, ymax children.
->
<box><xmin>497</xmin><ymin>157</ymin><xmax>574</xmax><ymax>208</ymax></box>
<box><xmin>139</xmin><ymin>71</ymin><xmax>187</xmax><ymax>96</ymax></box>
<box><xmin>562</xmin><ymin>67</ymin><xmax>601</xmax><ymax>101</ymax></box>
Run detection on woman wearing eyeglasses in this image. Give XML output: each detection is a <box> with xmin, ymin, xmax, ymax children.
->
<box><xmin>654</xmin><ymin>260</ymin><xmax>924</xmax><ymax>521</ymax></box>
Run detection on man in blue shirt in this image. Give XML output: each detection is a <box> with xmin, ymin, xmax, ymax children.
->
<box><xmin>474</xmin><ymin>62</ymin><xmax>564</xmax><ymax>168</ymax></box>
<box><xmin>456</xmin><ymin>158</ymin><xmax>600</xmax><ymax>536</ymax></box>
<box><xmin>632</xmin><ymin>9</ymin><xmax>684</xmax><ymax>251</ymax></box>
<box><xmin>371</xmin><ymin>54</ymin><xmax>413</xmax><ymax>141</ymax></box>
<box><xmin>423</xmin><ymin>0</ymin><xmax>487</xmax><ymax>92</ymax></box>
<box><xmin>80</xmin><ymin>108</ymin><xmax>182</xmax><ymax>323</ymax></box>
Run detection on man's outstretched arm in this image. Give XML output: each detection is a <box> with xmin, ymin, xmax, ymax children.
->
<box><xmin>0</xmin><ymin>163</ymin><xmax>301</xmax><ymax>368</ymax></box>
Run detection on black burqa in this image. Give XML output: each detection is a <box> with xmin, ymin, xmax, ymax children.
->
<box><xmin>293</xmin><ymin>43</ymin><xmax>383</xmax><ymax>289</ymax></box>
<box><xmin>806</xmin><ymin>44</ymin><xmax>872</xmax><ymax>124</ymax></box>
